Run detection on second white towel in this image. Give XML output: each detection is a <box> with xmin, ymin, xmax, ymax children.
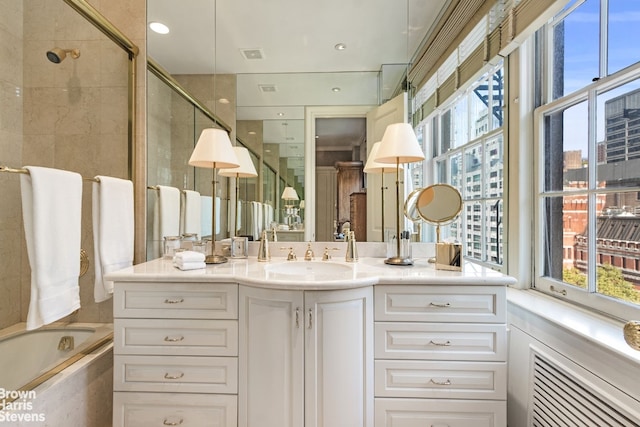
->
<box><xmin>92</xmin><ymin>176</ymin><xmax>134</xmax><ymax>303</ymax></box>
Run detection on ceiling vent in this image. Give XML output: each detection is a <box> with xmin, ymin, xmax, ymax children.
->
<box><xmin>241</xmin><ymin>48</ymin><xmax>265</xmax><ymax>60</ymax></box>
<box><xmin>259</xmin><ymin>84</ymin><xmax>277</xmax><ymax>93</ymax></box>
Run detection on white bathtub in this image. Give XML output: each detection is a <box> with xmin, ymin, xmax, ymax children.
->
<box><xmin>0</xmin><ymin>322</ymin><xmax>113</xmax><ymax>393</ymax></box>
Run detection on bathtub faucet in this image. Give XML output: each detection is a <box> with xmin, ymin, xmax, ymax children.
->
<box><xmin>58</xmin><ymin>335</ymin><xmax>75</xmax><ymax>351</ymax></box>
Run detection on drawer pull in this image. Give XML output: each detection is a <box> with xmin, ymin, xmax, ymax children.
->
<box><xmin>429</xmin><ymin>302</ymin><xmax>451</xmax><ymax>308</ymax></box>
<box><xmin>428</xmin><ymin>339</ymin><xmax>451</xmax><ymax>346</ymax></box>
<box><xmin>429</xmin><ymin>378</ymin><xmax>452</xmax><ymax>386</ymax></box>
<box><xmin>164</xmin><ymin>298</ymin><xmax>184</xmax><ymax>304</ymax></box>
<box><xmin>164</xmin><ymin>335</ymin><xmax>185</xmax><ymax>342</ymax></box>
<box><xmin>164</xmin><ymin>372</ymin><xmax>185</xmax><ymax>380</ymax></box>
<box><xmin>163</xmin><ymin>418</ymin><xmax>183</xmax><ymax>426</ymax></box>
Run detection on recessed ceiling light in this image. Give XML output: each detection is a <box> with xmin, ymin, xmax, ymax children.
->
<box><xmin>334</xmin><ymin>43</ymin><xmax>346</xmax><ymax>51</ymax></box>
<box><xmin>218</xmin><ymin>98</ymin><xmax>230</xmax><ymax>104</ymax></box>
<box><xmin>277</xmin><ymin>112</ymin><xmax>285</xmax><ymax>117</ymax></box>
<box><xmin>332</xmin><ymin>87</ymin><xmax>341</xmax><ymax>92</ymax></box>
<box><xmin>149</xmin><ymin>22</ymin><xmax>170</xmax><ymax>35</ymax></box>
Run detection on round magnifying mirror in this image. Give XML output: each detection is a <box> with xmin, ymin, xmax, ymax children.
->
<box><xmin>403</xmin><ymin>188</ymin><xmax>424</xmax><ymax>223</ymax></box>
<box><xmin>416</xmin><ymin>184</ymin><xmax>462</xmax><ymax>242</ymax></box>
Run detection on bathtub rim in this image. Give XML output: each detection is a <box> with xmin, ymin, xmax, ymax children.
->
<box><xmin>0</xmin><ymin>322</ymin><xmax>113</xmax><ymax>409</ymax></box>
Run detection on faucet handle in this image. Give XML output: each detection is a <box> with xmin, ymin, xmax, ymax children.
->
<box><xmin>280</xmin><ymin>247</ymin><xmax>297</xmax><ymax>261</ymax></box>
<box><xmin>322</xmin><ymin>247</ymin><xmax>339</xmax><ymax>261</ymax></box>
<box><xmin>304</xmin><ymin>243</ymin><xmax>315</xmax><ymax>261</ymax></box>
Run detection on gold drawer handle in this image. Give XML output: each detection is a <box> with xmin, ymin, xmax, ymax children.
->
<box><xmin>164</xmin><ymin>372</ymin><xmax>185</xmax><ymax>380</ymax></box>
<box><xmin>429</xmin><ymin>302</ymin><xmax>451</xmax><ymax>308</ymax></box>
<box><xmin>164</xmin><ymin>335</ymin><xmax>184</xmax><ymax>342</ymax></box>
<box><xmin>163</xmin><ymin>418</ymin><xmax>183</xmax><ymax>426</ymax></box>
<box><xmin>164</xmin><ymin>298</ymin><xmax>185</xmax><ymax>304</ymax></box>
<box><xmin>429</xmin><ymin>378</ymin><xmax>452</xmax><ymax>386</ymax></box>
<box><xmin>429</xmin><ymin>340</ymin><xmax>451</xmax><ymax>346</ymax></box>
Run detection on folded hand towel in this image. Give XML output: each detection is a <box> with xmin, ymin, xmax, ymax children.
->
<box><xmin>174</xmin><ymin>261</ymin><xmax>206</xmax><ymax>271</ymax></box>
<box><xmin>152</xmin><ymin>185</ymin><xmax>180</xmax><ymax>258</ymax></box>
<box><xmin>21</xmin><ymin>166</ymin><xmax>82</xmax><ymax>330</ymax></box>
<box><xmin>180</xmin><ymin>190</ymin><xmax>201</xmax><ymax>237</ymax></box>
<box><xmin>92</xmin><ymin>176</ymin><xmax>134</xmax><ymax>303</ymax></box>
<box><xmin>173</xmin><ymin>250</ymin><xmax>206</xmax><ymax>264</ymax></box>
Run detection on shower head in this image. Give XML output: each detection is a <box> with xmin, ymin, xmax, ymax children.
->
<box><xmin>46</xmin><ymin>48</ymin><xmax>80</xmax><ymax>64</ymax></box>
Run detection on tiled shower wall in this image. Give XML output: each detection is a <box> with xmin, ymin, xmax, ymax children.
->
<box><xmin>0</xmin><ymin>0</ymin><xmax>145</xmax><ymax>330</ymax></box>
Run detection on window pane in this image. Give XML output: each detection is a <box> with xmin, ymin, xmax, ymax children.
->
<box><xmin>491</xmin><ymin>68</ymin><xmax>504</xmax><ymax>130</ymax></box>
<box><xmin>452</xmin><ymin>96</ymin><xmax>468</xmax><ymax>149</ymax></box>
<box><xmin>464</xmin><ymin>201</ymin><xmax>483</xmax><ymax>260</ymax></box>
<box><xmin>465</xmin><ymin>144</ymin><xmax>483</xmax><ymax>199</ymax></box>
<box><xmin>595</xmin><ymin>192</ymin><xmax>640</xmax><ymax>305</ymax></box>
<box><xmin>608</xmin><ymin>1</ymin><xmax>640</xmax><ymax>76</ymax></box>
<box><xmin>485</xmin><ymin>135</ymin><xmax>503</xmax><ymax>198</ymax></box>
<box><xmin>450</xmin><ymin>152</ymin><xmax>462</xmax><ymax>189</ymax></box>
<box><xmin>441</xmin><ymin>110</ymin><xmax>452</xmax><ymax>154</ymax></box>
<box><xmin>552</xmin><ymin>0</ymin><xmax>600</xmax><ymax>99</ymax></box>
<box><xmin>470</xmin><ymin>75</ymin><xmax>490</xmax><ymax>138</ymax></box>
<box><xmin>597</xmin><ymin>78</ymin><xmax>640</xmax><ymax>189</ymax></box>
<box><xmin>543</xmin><ymin>100</ymin><xmax>589</xmax><ymax>192</ymax></box>
<box><xmin>543</xmin><ymin>195</ymin><xmax>590</xmax><ymax>288</ymax></box>
<box><xmin>485</xmin><ymin>199</ymin><xmax>503</xmax><ymax>265</ymax></box>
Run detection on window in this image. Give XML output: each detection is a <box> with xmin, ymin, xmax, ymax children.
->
<box><xmin>535</xmin><ymin>0</ymin><xmax>640</xmax><ymax>319</ymax></box>
<box><xmin>416</xmin><ymin>63</ymin><xmax>505</xmax><ymax>268</ymax></box>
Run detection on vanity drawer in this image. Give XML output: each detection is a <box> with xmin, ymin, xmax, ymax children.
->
<box><xmin>114</xmin><ymin>282</ymin><xmax>238</xmax><ymax>319</ymax></box>
<box><xmin>375</xmin><ymin>398</ymin><xmax>506</xmax><ymax>427</ymax></box>
<box><xmin>374</xmin><ymin>322</ymin><xmax>506</xmax><ymax>361</ymax></box>
<box><xmin>375</xmin><ymin>360</ymin><xmax>506</xmax><ymax>400</ymax></box>
<box><xmin>374</xmin><ymin>285</ymin><xmax>505</xmax><ymax>323</ymax></box>
<box><xmin>113</xmin><ymin>392</ymin><xmax>237</xmax><ymax>427</ymax></box>
<box><xmin>114</xmin><ymin>318</ymin><xmax>238</xmax><ymax>356</ymax></box>
<box><xmin>114</xmin><ymin>355</ymin><xmax>238</xmax><ymax>394</ymax></box>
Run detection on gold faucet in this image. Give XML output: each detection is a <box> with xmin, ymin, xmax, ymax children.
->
<box><xmin>345</xmin><ymin>231</ymin><xmax>358</xmax><ymax>262</ymax></box>
<box><xmin>280</xmin><ymin>247</ymin><xmax>297</xmax><ymax>261</ymax></box>
<box><xmin>304</xmin><ymin>243</ymin><xmax>314</xmax><ymax>261</ymax></box>
<box><xmin>322</xmin><ymin>247</ymin><xmax>339</xmax><ymax>261</ymax></box>
<box><xmin>257</xmin><ymin>230</ymin><xmax>270</xmax><ymax>262</ymax></box>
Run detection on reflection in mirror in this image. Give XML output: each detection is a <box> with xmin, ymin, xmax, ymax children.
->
<box><xmin>416</xmin><ymin>184</ymin><xmax>463</xmax><ymax>243</ymax></box>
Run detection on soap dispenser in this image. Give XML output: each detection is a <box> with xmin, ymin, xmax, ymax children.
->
<box><xmin>257</xmin><ymin>230</ymin><xmax>270</xmax><ymax>262</ymax></box>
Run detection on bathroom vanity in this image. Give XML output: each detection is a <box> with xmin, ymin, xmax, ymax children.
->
<box><xmin>108</xmin><ymin>255</ymin><xmax>515</xmax><ymax>427</ymax></box>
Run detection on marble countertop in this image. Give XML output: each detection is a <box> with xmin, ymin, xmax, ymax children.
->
<box><xmin>106</xmin><ymin>256</ymin><xmax>517</xmax><ymax>290</ymax></box>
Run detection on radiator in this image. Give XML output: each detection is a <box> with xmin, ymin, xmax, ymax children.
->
<box><xmin>530</xmin><ymin>351</ymin><xmax>640</xmax><ymax>427</ymax></box>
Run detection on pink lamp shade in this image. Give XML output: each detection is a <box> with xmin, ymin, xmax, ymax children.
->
<box><xmin>219</xmin><ymin>146</ymin><xmax>258</xmax><ymax>178</ymax></box>
<box><xmin>364</xmin><ymin>141</ymin><xmax>404</xmax><ymax>174</ymax></box>
<box><xmin>188</xmin><ymin>128</ymin><xmax>239</xmax><ymax>169</ymax></box>
<box><xmin>375</xmin><ymin>123</ymin><xmax>425</xmax><ymax>164</ymax></box>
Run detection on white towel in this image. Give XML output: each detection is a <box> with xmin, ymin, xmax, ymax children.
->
<box><xmin>180</xmin><ymin>190</ymin><xmax>201</xmax><ymax>237</ymax></box>
<box><xmin>152</xmin><ymin>185</ymin><xmax>180</xmax><ymax>258</ymax></box>
<box><xmin>20</xmin><ymin>166</ymin><xmax>82</xmax><ymax>330</ymax></box>
<box><xmin>92</xmin><ymin>176</ymin><xmax>134</xmax><ymax>303</ymax></box>
<box><xmin>201</xmin><ymin>195</ymin><xmax>212</xmax><ymax>238</ymax></box>
<box><xmin>173</xmin><ymin>250</ymin><xmax>205</xmax><ymax>264</ymax></box>
<box><xmin>174</xmin><ymin>261</ymin><xmax>206</xmax><ymax>271</ymax></box>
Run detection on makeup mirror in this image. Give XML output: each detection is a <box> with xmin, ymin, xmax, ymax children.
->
<box><xmin>416</xmin><ymin>184</ymin><xmax>462</xmax><ymax>242</ymax></box>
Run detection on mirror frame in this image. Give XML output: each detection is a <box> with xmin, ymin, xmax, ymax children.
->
<box><xmin>416</xmin><ymin>183</ymin><xmax>463</xmax><ymax>225</ymax></box>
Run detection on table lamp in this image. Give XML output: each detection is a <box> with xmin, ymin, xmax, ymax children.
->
<box><xmin>374</xmin><ymin>123</ymin><xmax>425</xmax><ymax>266</ymax></box>
<box><xmin>219</xmin><ymin>146</ymin><xmax>258</xmax><ymax>237</ymax></box>
<box><xmin>363</xmin><ymin>141</ymin><xmax>403</xmax><ymax>241</ymax></box>
<box><xmin>188</xmin><ymin>128</ymin><xmax>239</xmax><ymax>264</ymax></box>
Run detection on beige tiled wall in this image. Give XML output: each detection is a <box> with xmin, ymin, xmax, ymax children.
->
<box><xmin>0</xmin><ymin>0</ymin><xmax>146</xmax><ymax>329</ymax></box>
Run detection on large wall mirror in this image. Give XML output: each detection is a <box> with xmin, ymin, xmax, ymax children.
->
<box><xmin>145</xmin><ymin>0</ymin><xmax>449</xmax><ymax>248</ymax></box>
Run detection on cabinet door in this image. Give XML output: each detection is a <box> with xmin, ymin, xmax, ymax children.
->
<box><xmin>305</xmin><ymin>287</ymin><xmax>374</xmax><ymax>427</ymax></box>
<box><xmin>238</xmin><ymin>286</ymin><xmax>304</xmax><ymax>427</ymax></box>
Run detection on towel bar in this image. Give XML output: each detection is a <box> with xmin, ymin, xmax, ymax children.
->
<box><xmin>1</xmin><ymin>165</ymin><xmax>100</xmax><ymax>182</ymax></box>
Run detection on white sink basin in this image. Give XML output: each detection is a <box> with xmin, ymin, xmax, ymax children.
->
<box><xmin>265</xmin><ymin>261</ymin><xmax>353</xmax><ymax>279</ymax></box>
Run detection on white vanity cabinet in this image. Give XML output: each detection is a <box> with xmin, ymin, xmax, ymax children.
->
<box><xmin>373</xmin><ymin>285</ymin><xmax>508</xmax><ymax>427</ymax></box>
<box><xmin>238</xmin><ymin>285</ymin><xmax>374</xmax><ymax>427</ymax></box>
<box><xmin>112</xmin><ymin>282</ymin><xmax>239</xmax><ymax>427</ymax></box>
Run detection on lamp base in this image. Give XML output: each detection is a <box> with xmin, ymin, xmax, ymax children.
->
<box><xmin>205</xmin><ymin>254</ymin><xmax>228</xmax><ymax>264</ymax></box>
<box><xmin>384</xmin><ymin>256</ymin><xmax>413</xmax><ymax>266</ymax></box>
